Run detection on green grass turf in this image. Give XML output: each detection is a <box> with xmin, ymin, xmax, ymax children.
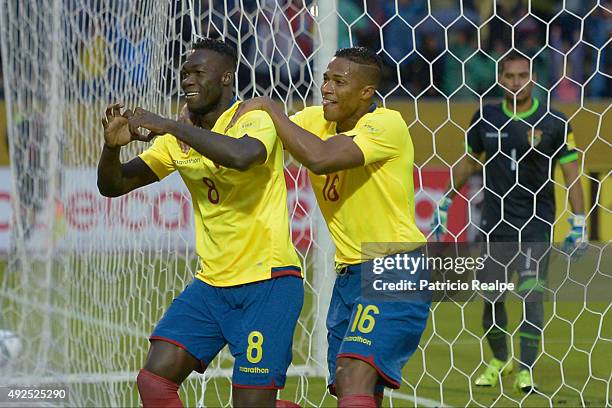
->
<box><xmin>0</xmin><ymin>254</ymin><xmax>609</xmax><ymax>407</ymax></box>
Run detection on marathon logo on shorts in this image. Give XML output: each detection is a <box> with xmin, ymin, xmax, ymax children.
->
<box><xmin>343</xmin><ymin>335</ymin><xmax>372</xmax><ymax>346</ymax></box>
<box><xmin>239</xmin><ymin>366</ymin><xmax>270</xmax><ymax>374</ymax></box>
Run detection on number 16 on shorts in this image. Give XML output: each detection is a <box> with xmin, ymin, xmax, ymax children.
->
<box><xmin>351</xmin><ymin>304</ymin><xmax>379</xmax><ymax>334</ymax></box>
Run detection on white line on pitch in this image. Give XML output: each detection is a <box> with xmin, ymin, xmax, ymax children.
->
<box><xmin>385</xmin><ymin>389</ymin><xmax>451</xmax><ymax>408</ymax></box>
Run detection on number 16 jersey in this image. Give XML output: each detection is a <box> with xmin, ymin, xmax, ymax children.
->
<box><xmin>291</xmin><ymin>106</ymin><xmax>426</xmax><ymax>266</ymax></box>
<box><xmin>139</xmin><ymin>101</ymin><xmax>301</xmax><ymax>287</ymax></box>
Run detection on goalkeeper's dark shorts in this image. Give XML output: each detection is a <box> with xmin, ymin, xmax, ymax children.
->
<box><xmin>326</xmin><ymin>249</ymin><xmax>431</xmax><ymax>394</ymax></box>
<box><xmin>150</xmin><ymin>275</ymin><xmax>303</xmax><ymax>389</ymax></box>
<box><xmin>476</xmin><ymin>238</ymin><xmax>552</xmax><ymax>302</ymax></box>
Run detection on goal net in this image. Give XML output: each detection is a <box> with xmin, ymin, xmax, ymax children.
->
<box><xmin>0</xmin><ymin>0</ymin><xmax>609</xmax><ymax>407</ymax></box>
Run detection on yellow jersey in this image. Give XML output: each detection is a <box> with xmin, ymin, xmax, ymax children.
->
<box><xmin>291</xmin><ymin>106</ymin><xmax>426</xmax><ymax>265</ymax></box>
<box><xmin>140</xmin><ymin>101</ymin><xmax>301</xmax><ymax>286</ymax></box>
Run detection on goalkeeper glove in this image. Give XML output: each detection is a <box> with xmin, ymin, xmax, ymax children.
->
<box><xmin>431</xmin><ymin>196</ymin><xmax>452</xmax><ymax>241</ymax></box>
<box><xmin>562</xmin><ymin>214</ymin><xmax>588</xmax><ymax>258</ymax></box>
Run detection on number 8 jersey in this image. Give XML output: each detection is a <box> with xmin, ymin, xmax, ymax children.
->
<box><xmin>139</xmin><ymin>101</ymin><xmax>301</xmax><ymax>287</ymax></box>
<box><xmin>290</xmin><ymin>106</ymin><xmax>426</xmax><ymax>266</ymax></box>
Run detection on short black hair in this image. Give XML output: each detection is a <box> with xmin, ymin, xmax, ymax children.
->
<box><xmin>499</xmin><ymin>50</ymin><xmax>530</xmax><ymax>73</ymax></box>
<box><xmin>334</xmin><ymin>47</ymin><xmax>383</xmax><ymax>86</ymax></box>
<box><xmin>193</xmin><ymin>37</ymin><xmax>238</xmax><ymax>70</ymax></box>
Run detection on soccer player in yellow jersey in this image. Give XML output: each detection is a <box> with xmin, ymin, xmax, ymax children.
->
<box><xmin>97</xmin><ymin>38</ymin><xmax>302</xmax><ymax>408</ymax></box>
<box><xmin>226</xmin><ymin>47</ymin><xmax>431</xmax><ymax>408</ymax></box>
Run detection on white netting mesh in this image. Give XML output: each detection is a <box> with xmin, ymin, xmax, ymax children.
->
<box><xmin>0</xmin><ymin>0</ymin><xmax>610</xmax><ymax>407</ymax></box>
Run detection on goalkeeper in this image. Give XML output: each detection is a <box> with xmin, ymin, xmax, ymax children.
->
<box><xmin>226</xmin><ymin>47</ymin><xmax>431</xmax><ymax>408</ymax></box>
<box><xmin>98</xmin><ymin>38</ymin><xmax>303</xmax><ymax>408</ymax></box>
<box><xmin>432</xmin><ymin>51</ymin><xmax>586</xmax><ymax>393</ymax></box>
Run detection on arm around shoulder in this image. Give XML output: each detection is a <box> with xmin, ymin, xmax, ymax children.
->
<box><xmin>306</xmin><ymin>135</ymin><xmax>365</xmax><ymax>175</ymax></box>
<box><xmin>226</xmin><ymin>135</ymin><xmax>268</xmax><ymax>171</ymax></box>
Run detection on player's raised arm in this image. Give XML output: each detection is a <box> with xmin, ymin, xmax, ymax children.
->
<box><xmin>128</xmin><ymin>106</ymin><xmax>266</xmax><ymax>171</ymax></box>
<box><xmin>97</xmin><ymin>103</ymin><xmax>159</xmax><ymax>197</ymax></box>
<box><xmin>225</xmin><ymin>50</ymin><xmax>393</xmax><ymax>175</ymax></box>
<box><xmin>226</xmin><ymin>96</ymin><xmax>365</xmax><ymax>175</ymax></box>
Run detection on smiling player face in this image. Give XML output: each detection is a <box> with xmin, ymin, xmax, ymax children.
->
<box><xmin>321</xmin><ymin>57</ymin><xmax>373</xmax><ymax>125</ymax></box>
<box><xmin>180</xmin><ymin>49</ymin><xmax>231</xmax><ymax>115</ymax></box>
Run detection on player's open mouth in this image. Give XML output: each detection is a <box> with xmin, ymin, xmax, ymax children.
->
<box><xmin>322</xmin><ymin>99</ymin><xmax>336</xmax><ymax>106</ymax></box>
<box><xmin>185</xmin><ymin>92</ymin><xmax>200</xmax><ymax>98</ymax></box>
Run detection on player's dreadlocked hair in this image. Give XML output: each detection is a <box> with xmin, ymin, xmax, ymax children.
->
<box><xmin>334</xmin><ymin>47</ymin><xmax>383</xmax><ymax>86</ymax></box>
<box><xmin>193</xmin><ymin>37</ymin><xmax>238</xmax><ymax>70</ymax></box>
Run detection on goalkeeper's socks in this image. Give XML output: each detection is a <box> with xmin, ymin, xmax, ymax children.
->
<box><xmin>276</xmin><ymin>400</ymin><xmax>301</xmax><ymax>407</ymax></box>
<box><xmin>137</xmin><ymin>369</ymin><xmax>182</xmax><ymax>408</ymax></box>
<box><xmin>519</xmin><ymin>335</ymin><xmax>540</xmax><ymax>370</ymax></box>
<box><xmin>483</xmin><ymin>302</ymin><xmax>509</xmax><ymax>361</ymax></box>
<box><xmin>339</xmin><ymin>394</ymin><xmax>376</xmax><ymax>408</ymax></box>
<box><xmin>487</xmin><ymin>333</ymin><xmax>509</xmax><ymax>362</ymax></box>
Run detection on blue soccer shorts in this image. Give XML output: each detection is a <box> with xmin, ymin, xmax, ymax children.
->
<box><xmin>326</xmin><ymin>249</ymin><xmax>431</xmax><ymax>394</ymax></box>
<box><xmin>150</xmin><ymin>275</ymin><xmax>304</xmax><ymax>389</ymax></box>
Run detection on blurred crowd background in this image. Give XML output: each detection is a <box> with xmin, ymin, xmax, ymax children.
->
<box><xmin>0</xmin><ymin>0</ymin><xmax>610</xmax><ymax>102</ymax></box>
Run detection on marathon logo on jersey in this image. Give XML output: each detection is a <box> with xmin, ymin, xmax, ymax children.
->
<box><xmin>173</xmin><ymin>157</ymin><xmax>201</xmax><ymax>165</ymax></box>
<box><xmin>485</xmin><ymin>131</ymin><xmax>508</xmax><ymax>138</ymax></box>
<box><xmin>529</xmin><ymin>128</ymin><xmax>543</xmax><ymax>147</ymax></box>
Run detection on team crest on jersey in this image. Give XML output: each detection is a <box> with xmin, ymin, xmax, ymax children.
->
<box><xmin>529</xmin><ymin>128</ymin><xmax>543</xmax><ymax>147</ymax></box>
<box><xmin>178</xmin><ymin>140</ymin><xmax>190</xmax><ymax>154</ymax></box>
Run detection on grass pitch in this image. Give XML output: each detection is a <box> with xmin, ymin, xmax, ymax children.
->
<box><xmin>0</xmin><ymin>252</ymin><xmax>609</xmax><ymax>407</ymax></box>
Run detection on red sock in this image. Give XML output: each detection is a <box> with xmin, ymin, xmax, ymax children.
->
<box><xmin>136</xmin><ymin>369</ymin><xmax>183</xmax><ymax>408</ymax></box>
<box><xmin>276</xmin><ymin>399</ymin><xmax>301</xmax><ymax>407</ymax></box>
<box><xmin>338</xmin><ymin>394</ymin><xmax>376</xmax><ymax>408</ymax></box>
